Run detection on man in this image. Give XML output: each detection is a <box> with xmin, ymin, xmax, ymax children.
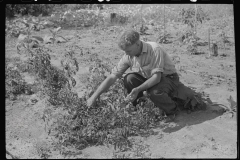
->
<box><xmin>87</xmin><ymin>29</ymin><xmax>202</xmax><ymax>116</ymax></box>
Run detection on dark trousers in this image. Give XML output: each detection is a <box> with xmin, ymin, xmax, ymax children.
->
<box><xmin>123</xmin><ymin>72</ymin><xmax>180</xmax><ymax>115</ymax></box>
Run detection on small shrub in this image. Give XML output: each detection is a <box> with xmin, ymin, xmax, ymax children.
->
<box><xmin>157</xmin><ymin>32</ymin><xmax>172</xmax><ymax>44</ymax></box>
<box><xmin>5</xmin><ymin>63</ymin><xmax>27</xmax><ymax>99</ymax></box>
<box><xmin>25</xmin><ymin>47</ymin><xmax>72</xmax><ymax>105</ymax></box>
<box><xmin>186</xmin><ymin>43</ymin><xmax>198</xmax><ymax>55</ymax></box>
<box><xmin>179</xmin><ymin>6</ymin><xmax>209</xmax><ymax>28</ymax></box>
<box><xmin>183</xmin><ymin>30</ymin><xmax>201</xmax><ymax>55</ymax></box>
<box><xmin>6</xmin><ymin>4</ymin><xmax>55</xmax><ymax>18</ymax></box>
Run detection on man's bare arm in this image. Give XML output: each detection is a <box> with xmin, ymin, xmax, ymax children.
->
<box><xmin>90</xmin><ymin>74</ymin><xmax>119</xmax><ymax>101</ymax></box>
<box><xmin>135</xmin><ymin>72</ymin><xmax>162</xmax><ymax>92</ymax></box>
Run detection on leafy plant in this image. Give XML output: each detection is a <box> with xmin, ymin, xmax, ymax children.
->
<box><xmin>6</xmin><ymin>4</ymin><xmax>55</xmax><ymax>18</ymax></box>
<box><xmin>157</xmin><ymin>32</ymin><xmax>171</xmax><ymax>44</ymax></box>
<box><xmin>48</xmin><ymin>27</ymin><xmax>63</xmax><ymax>44</ymax></box>
<box><xmin>186</xmin><ymin>36</ymin><xmax>198</xmax><ymax>54</ymax></box>
<box><xmin>34</xmin><ymin>142</ymin><xmax>51</xmax><ymax>159</ymax></box>
<box><xmin>177</xmin><ymin>30</ymin><xmax>200</xmax><ymax>54</ymax></box>
<box><xmin>24</xmin><ymin>46</ymin><xmax>69</xmax><ymax>105</ymax></box>
<box><xmin>6</xmin><ymin>14</ymin><xmax>46</xmax><ymax>38</ymax></box>
<box><xmin>5</xmin><ymin>63</ymin><xmax>27</xmax><ymax>100</ymax></box>
<box><xmin>49</xmin><ymin>8</ymin><xmax>104</xmax><ymax>29</ymax></box>
<box><xmin>179</xmin><ymin>6</ymin><xmax>209</xmax><ymax>29</ymax></box>
<box><xmin>25</xmin><ymin>47</ymin><xmax>52</xmax><ymax>77</ymax></box>
<box><xmin>16</xmin><ymin>30</ymin><xmax>42</xmax><ymax>55</ymax></box>
<box><xmin>112</xmin><ymin>138</ymin><xmax>151</xmax><ymax>158</ymax></box>
<box><xmin>218</xmin><ymin>31</ymin><xmax>230</xmax><ymax>50</ymax></box>
<box><xmin>60</xmin><ymin>50</ymin><xmax>79</xmax><ymax>88</ymax></box>
<box><xmin>6</xmin><ymin>18</ymin><xmax>27</xmax><ymax>38</ymax></box>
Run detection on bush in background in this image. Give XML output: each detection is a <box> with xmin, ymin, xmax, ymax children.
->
<box><xmin>6</xmin><ymin>4</ymin><xmax>54</xmax><ymax>18</ymax></box>
<box><xmin>179</xmin><ymin>6</ymin><xmax>210</xmax><ymax>29</ymax></box>
<box><xmin>6</xmin><ymin>4</ymin><xmax>104</xmax><ymax>19</ymax></box>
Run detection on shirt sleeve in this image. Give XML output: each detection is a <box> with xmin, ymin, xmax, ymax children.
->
<box><xmin>111</xmin><ymin>54</ymin><xmax>130</xmax><ymax>78</ymax></box>
<box><xmin>149</xmin><ymin>47</ymin><xmax>164</xmax><ymax>76</ymax></box>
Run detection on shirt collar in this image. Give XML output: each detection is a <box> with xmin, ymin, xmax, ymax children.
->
<box><xmin>140</xmin><ymin>40</ymin><xmax>148</xmax><ymax>55</ymax></box>
<box><xmin>129</xmin><ymin>41</ymin><xmax>147</xmax><ymax>60</ymax></box>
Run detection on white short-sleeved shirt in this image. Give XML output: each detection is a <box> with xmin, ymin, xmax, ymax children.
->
<box><xmin>111</xmin><ymin>41</ymin><xmax>177</xmax><ymax>79</ymax></box>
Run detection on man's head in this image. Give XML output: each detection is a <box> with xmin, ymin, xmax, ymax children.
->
<box><xmin>118</xmin><ymin>29</ymin><xmax>142</xmax><ymax>57</ymax></box>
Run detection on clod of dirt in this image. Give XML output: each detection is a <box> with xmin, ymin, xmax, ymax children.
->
<box><xmin>28</xmin><ymin>95</ymin><xmax>39</xmax><ymax>105</ymax></box>
<box><xmin>24</xmin><ymin>89</ymin><xmax>34</xmax><ymax>95</ymax></box>
<box><xmin>219</xmin><ymin>54</ymin><xmax>228</xmax><ymax>57</ymax></box>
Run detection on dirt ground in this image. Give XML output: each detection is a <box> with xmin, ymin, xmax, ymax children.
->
<box><xmin>5</xmin><ymin>18</ymin><xmax>237</xmax><ymax>158</ymax></box>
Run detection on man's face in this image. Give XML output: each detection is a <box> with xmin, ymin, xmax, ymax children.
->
<box><xmin>123</xmin><ymin>42</ymin><xmax>141</xmax><ymax>58</ymax></box>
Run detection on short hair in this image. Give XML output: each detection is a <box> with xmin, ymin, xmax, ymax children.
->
<box><xmin>118</xmin><ymin>29</ymin><xmax>140</xmax><ymax>50</ymax></box>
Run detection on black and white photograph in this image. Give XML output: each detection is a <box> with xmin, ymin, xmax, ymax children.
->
<box><xmin>6</xmin><ymin>3</ymin><xmax>236</xmax><ymax>159</ymax></box>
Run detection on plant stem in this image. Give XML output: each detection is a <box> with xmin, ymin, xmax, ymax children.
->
<box><xmin>53</xmin><ymin>33</ymin><xmax>55</xmax><ymax>44</ymax></box>
<box><xmin>27</xmin><ymin>27</ymin><xmax>31</xmax><ymax>54</ymax></box>
<box><xmin>195</xmin><ymin>4</ymin><xmax>197</xmax><ymax>35</ymax></box>
<box><xmin>163</xmin><ymin>4</ymin><xmax>165</xmax><ymax>37</ymax></box>
<box><xmin>208</xmin><ymin>27</ymin><xmax>210</xmax><ymax>57</ymax></box>
<box><xmin>141</xmin><ymin>4</ymin><xmax>143</xmax><ymax>27</ymax></box>
<box><xmin>75</xmin><ymin>20</ymin><xmax>77</xmax><ymax>33</ymax></box>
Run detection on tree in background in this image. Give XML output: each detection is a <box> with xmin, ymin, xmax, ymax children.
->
<box><xmin>179</xmin><ymin>5</ymin><xmax>209</xmax><ymax>31</ymax></box>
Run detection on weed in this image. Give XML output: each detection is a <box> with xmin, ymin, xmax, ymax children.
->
<box><xmin>49</xmin><ymin>27</ymin><xmax>62</xmax><ymax>44</ymax></box>
<box><xmin>157</xmin><ymin>32</ymin><xmax>172</xmax><ymax>44</ymax></box>
<box><xmin>34</xmin><ymin>141</ymin><xmax>51</xmax><ymax>159</ymax></box>
<box><xmin>5</xmin><ymin>64</ymin><xmax>26</xmax><ymax>100</ymax></box>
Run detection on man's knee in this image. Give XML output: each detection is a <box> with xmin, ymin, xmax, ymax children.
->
<box><xmin>148</xmin><ymin>88</ymin><xmax>177</xmax><ymax>115</ymax></box>
<box><xmin>148</xmin><ymin>88</ymin><xmax>173</xmax><ymax>104</ymax></box>
<box><xmin>148</xmin><ymin>88</ymin><xmax>166</xmax><ymax>97</ymax></box>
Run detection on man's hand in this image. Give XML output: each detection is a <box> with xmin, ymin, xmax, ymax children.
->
<box><xmin>124</xmin><ymin>88</ymin><xmax>140</xmax><ymax>103</ymax></box>
<box><xmin>86</xmin><ymin>74</ymin><xmax>118</xmax><ymax>107</ymax></box>
<box><xmin>87</xmin><ymin>97</ymin><xmax>96</xmax><ymax>107</ymax></box>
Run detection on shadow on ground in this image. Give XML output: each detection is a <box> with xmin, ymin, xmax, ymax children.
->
<box><xmin>140</xmin><ymin>84</ymin><xmax>228</xmax><ymax>135</ymax></box>
<box><xmin>161</xmin><ymin>85</ymin><xmax>228</xmax><ymax>134</ymax></box>
<box><xmin>161</xmin><ymin>104</ymin><xmax>226</xmax><ymax>133</ymax></box>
